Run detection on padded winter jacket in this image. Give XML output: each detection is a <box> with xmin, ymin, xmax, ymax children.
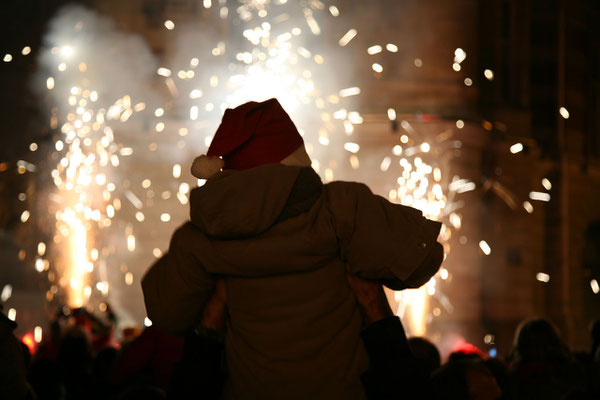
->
<box><xmin>142</xmin><ymin>163</ymin><xmax>443</xmax><ymax>400</ymax></box>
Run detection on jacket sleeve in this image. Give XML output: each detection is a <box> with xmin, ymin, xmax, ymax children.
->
<box><xmin>141</xmin><ymin>222</ymin><xmax>217</xmax><ymax>335</ymax></box>
<box><xmin>325</xmin><ymin>182</ymin><xmax>443</xmax><ymax>290</ymax></box>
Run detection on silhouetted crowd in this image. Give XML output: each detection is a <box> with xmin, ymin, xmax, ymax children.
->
<box><xmin>2</xmin><ymin>303</ymin><xmax>599</xmax><ymax>400</ymax></box>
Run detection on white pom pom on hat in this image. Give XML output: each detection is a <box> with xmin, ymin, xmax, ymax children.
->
<box><xmin>190</xmin><ymin>155</ymin><xmax>225</xmax><ymax>179</ymax></box>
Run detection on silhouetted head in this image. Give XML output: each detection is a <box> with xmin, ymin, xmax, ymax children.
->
<box><xmin>512</xmin><ymin>318</ymin><xmax>569</xmax><ymax>365</ymax></box>
<box><xmin>431</xmin><ymin>359</ymin><xmax>501</xmax><ymax>400</ymax></box>
<box><xmin>408</xmin><ymin>336</ymin><xmax>441</xmax><ymax>377</ymax></box>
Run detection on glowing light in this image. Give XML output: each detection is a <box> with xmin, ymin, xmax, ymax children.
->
<box><xmin>22</xmin><ymin>333</ymin><xmax>35</xmax><ymax>353</ymax></box>
<box><xmin>190</xmin><ymin>89</ymin><xmax>203</xmax><ymax>99</ymax></box>
<box><xmin>449</xmin><ymin>178</ymin><xmax>475</xmax><ymax>193</ymax></box>
<box><xmin>348</xmin><ymin>112</ymin><xmax>363</xmax><ymax>124</ymax></box>
<box><xmin>479</xmin><ymin>240</ymin><xmax>491</xmax><ymax>255</ymax></box>
<box><xmin>456</xmin><ymin>120</ymin><xmax>464</xmax><ymax>129</ymax></box>
<box><xmin>449</xmin><ymin>213</ymin><xmax>462</xmax><ymax>229</ymax></box>
<box><xmin>510</xmin><ymin>143</ymin><xmax>524</xmax><ymax>153</ymax></box>
<box><xmin>22</xmin><ymin>46</ymin><xmax>32</xmax><ymax>56</ymax></box>
<box><xmin>157</xmin><ymin>68</ymin><xmax>172</xmax><ymax>77</ymax></box>
<box><xmin>452</xmin><ymin>63</ymin><xmax>461</xmax><ymax>72</ymax></box>
<box><xmin>164</xmin><ymin>20</ymin><xmax>175</xmax><ymax>30</ymax></box>
<box><xmin>484</xmin><ymin>69</ymin><xmax>494</xmax><ymax>80</ymax></box>
<box><xmin>66</xmin><ymin>218</ymin><xmax>88</xmax><ymax>307</ymax></box>
<box><xmin>329</xmin><ymin>6</ymin><xmax>340</xmax><ymax>16</ymax></box>
<box><xmin>591</xmin><ymin>279</ymin><xmax>600</xmax><ymax>294</ymax></box>
<box><xmin>127</xmin><ymin>235</ymin><xmax>135</xmax><ymax>252</ymax></box>
<box><xmin>125</xmin><ymin>272</ymin><xmax>133</xmax><ymax>286</ymax></box>
<box><xmin>420</xmin><ymin>143</ymin><xmax>430</xmax><ymax>153</ymax></box>
<box><xmin>34</xmin><ymin>326</ymin><xmax>43</xmax><ymax>343</ymax></box>
<box><xmin>160</xmin><ymin>213</ymin><xmax>171</xmax><ymax>222</ymax></box>
<box><xmin>397</xmin><ymin>287</ymin><xmax>428</xmax><ymax>336</ymax></box>
<box><xmin>46</xmin><ymin>77</ymin><xmax>55</xmax><ymax>90</ymax></box>
<box><xmin>343</xmin><ymin>142</ymin><xmax>360</xmax><ymax>153</ymax></box>
<box><xmin>144</xmin><ymin>317</ymin><xmax>152</xmax><ymax>327</ymax></box>
<box><xmin>96</xmin><ymin>281</ymin><xmax>109</xmax><ymax>295</ymax></box>
<box><xmin>454</xmin><ymin>48</ymin><xmax>466</xmax><ymax>63</ymax></box>
<box><xmin>1</xmin><ymin>284</ymin><xmax>12</xmax><ymax>302</ymax></box>
<box><xmin>60</xmin><ymin>45</ymin><xmax>73</xmax><ymax>57</ymax></box>
<box><xmin>349</xmin><ymin>155</ymin><xmax>359</xmax><ymax>169</ymax></box>
<box><xmin>339</xmin><ymin>87</ymin><xmax>361</xmax><ymax>97</ymax></box>
<box><xmin>542</xmin><ymin>178</ymin><xmax>552</xmax><ymax>191</ymax></box>
<box><xmin>387</xmin><ymin>108</ymin><xmax>396</xmax><ymax>121</ymax></box>
<box><xmin>386</xmin><ymin>43</ymin><xmax>398</xmax><ymax>52</ymax></box>
<box><xmin>21</xmin><ymin>210</ymin><xmax>30</xmax><ymax>223</ymax></box>
<box><xmin>179</xmin><ymin>183</ymin><xmax>190</xmax><ymax>194</ymax></box>
<box><xmin>4</xmin><ymin>53</ymin><xmax>13</xmax><ymax>62</ymax></box>
<box><xmin>414</xmin><ymin>58</ymin><xmax>423</xmax><ymax>67</ymax></box>
<box><xmin>380</xmin><ymin>157</ymin><xmax>392</xmax><ymax>172</ymax></box>
<box><xmin>153</xmin><ymin>248</ymin><xmax>163</xmax><ymax>257</ymax></box>
<box><xmin>464</xmin><ymin>78</ymin><xmax>472</xmax><ymax>86</ymax></box>
<box><xmin>8</xmin><ymin>308</ymin><xmax>16</xmax><ymax>321</ymax></box>
<box><xmin>536</xmin><ymin>272</ymin><xmax>550</xmax><ymax>283</ymax></box>
<box><xmin>190</xmin><ymin>106</ymin><xmax>199</xmax><ymax>120</ymax></box>
<box><xmin>529</xmin><ymin>191</ymin><xmax>551</xmax><ymax>202</ymax></box>
<box><xmin>35</xmin><ymin>258</ymin><xmax>44</xmax><ymax>272</ymax></box>
<box><xmin>523</xmin><ymin>201</ymin><xmax>534</xmax><ymax>213</ymax></box>
<box><xmin>173</xmin><ymin>164</ymin><xmax>181</xmax><ymax>178</ymax></box>
<box><xmin>372</xmin><ymin>63</ymin><xmax>383</xmax><ymax>73</ymax></box>
<box><xmin>440</xmin><ymin>268</ymin><xmax>449</xmax><ymax>280</ymax></box>
<box><xmin>367</xmin><ymin>45</ymin><xmax>382</xmax><ymax>55</ymax></box>
<box><xmin>559</xmin><ymin>107</ymin><xmax>569</xmax><ymax>119</ymax></box>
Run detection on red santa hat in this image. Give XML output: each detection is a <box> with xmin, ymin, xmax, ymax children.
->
<box><xmin>191</xmin><ymin>98</ymin><xmax>304</xmax><ymax>179</ymax></box>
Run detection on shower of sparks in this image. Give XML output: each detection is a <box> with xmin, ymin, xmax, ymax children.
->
<box><xmin>12</xmin><ymin>0</ymin><xmax>541</xmax><ymax>340</ymax></box>
<box><xmin>38</xmin><ymin>20</ymin><xmax>149</xmax><ymax>307</ymax></box>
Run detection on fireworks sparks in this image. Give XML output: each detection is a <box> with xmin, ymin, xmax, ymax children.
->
<box><xmin>0</xmin><ymin>0</ymin><xmax>547</xmax><ymax>342</ymax></box>
<box><xmin>591</xmin><ymin>279</ymin><xmax>600</xmax><ymax>294</ymax></box>
<box><xmin>529</xmin><ymin>191</ymin><xmax>551</xmax><ymax>202</ymax></box>
<box><xmin>510</xmin><ymin>142</ymin><xmax>524</xmax><ymax>153</ymax></box>
<box><xmin>536</xmin><ymin>272</ymin><xmax>550</xmax><ymax>283</ymax></box>
<box><xmin>479</xmin><ymin>240</ymin><xmax>492</xmax><ymax>255</ymax></box>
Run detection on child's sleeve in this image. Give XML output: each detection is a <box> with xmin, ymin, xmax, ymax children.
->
<box><xmin>325</xmin><ymin>182</ymin><xmax>443</xmax><ymax>290</ymax></box>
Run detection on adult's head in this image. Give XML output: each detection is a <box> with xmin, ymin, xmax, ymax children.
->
<box><xmin>407</xmin><ymin>336</ymin><xmax>441</xmax><ymax>377</ymax></box>
<box><xmin>511</xmin><ymin>318</ymin><xmax>569</xmax><ymax>365</ymax></box>
<box><xmin>191</xmin><ymin>98</ymin><xmax>311</xmax><ymax>179</ymax></box>
<box><xmin>431</xmin><ymin>359</ymin><xmax>501</xmax><ymax>400</ymax></box>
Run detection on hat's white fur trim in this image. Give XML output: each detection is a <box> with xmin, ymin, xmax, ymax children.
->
<box><xmin>190</xmin><ymin>155</ymin><xmax>224</xmax><ymax>179</ymax></box>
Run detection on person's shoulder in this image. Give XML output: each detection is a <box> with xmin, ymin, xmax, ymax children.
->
<box><xmin>324</xmin><ymin>180</ymin><xmax>371</xmax><ymax>194</ymax></box>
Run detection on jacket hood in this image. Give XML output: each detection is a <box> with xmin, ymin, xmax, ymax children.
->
<box><xmin>189</xmin><ymin>163</ymin><xmax>322</xmax><ymax>239</ymax></box>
